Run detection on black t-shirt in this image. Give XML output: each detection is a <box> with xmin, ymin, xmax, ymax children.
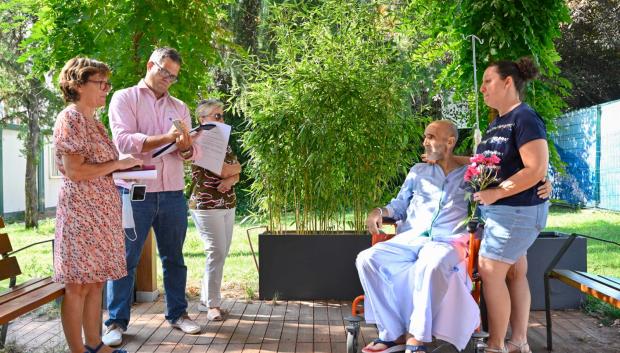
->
<box><xmin>476</xmin><ymin>103</ymin><xmax>547</xmax><ymax>206</ymax></box>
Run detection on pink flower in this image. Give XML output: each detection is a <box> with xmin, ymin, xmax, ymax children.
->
<box><xmin>464</xmin><ymin>168</ymin><xmax>473</xmax><ymax>182</ymax></box>
<box><xmin>465</xmin><ymin>165</ymin><xmax>480</xmax><ymax>182</ymax></box>
<box><xmin>470</xmin><ymin>154</ymin><xmax>486</xmax><ymax>164</ymax></box>
<box><xmin>485</xmin><ymin>154</ymin><xmax>501</xmax><ymax>165</ymax></box>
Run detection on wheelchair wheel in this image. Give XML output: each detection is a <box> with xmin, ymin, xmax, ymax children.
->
<box><xmin>346</xmin><ymin>330</ymin><xmax>358</xmax><ymax>353</ymax></box>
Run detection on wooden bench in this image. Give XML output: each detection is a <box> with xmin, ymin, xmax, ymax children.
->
<box><xmin>544</xmin><ymin>233</ymin><xmax>620</xmax><ymax>351</ymax></box>
<box><xmin>0</xmin><ymin>217</ymin><xmax>65</xmax><ymax>348</ymax></box>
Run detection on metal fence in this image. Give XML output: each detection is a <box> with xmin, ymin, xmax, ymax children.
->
<box><xmin>551</xmin><ymin>99</ymin><xmax>620</xmax><ymax>211</ymax></box>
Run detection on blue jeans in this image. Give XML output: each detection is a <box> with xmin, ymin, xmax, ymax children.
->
<box><xmin>105</xmin><ymin>188</ymin><xmax>189</xmax><ymax>330</ymax></box>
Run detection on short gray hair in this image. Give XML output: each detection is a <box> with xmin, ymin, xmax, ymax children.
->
<box><xmin>149</xmin><ymin>47</ymin><xmax>182</xmax><ymax>65</ymax></box>
<box><xmin>196</xmin><ymin>99</ymin><xmax>224</xmax><ymax>117</ymax></box>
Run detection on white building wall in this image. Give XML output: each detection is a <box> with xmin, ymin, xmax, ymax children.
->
<box><xmin>3</xmin><ymin>129</ymin><xmax>27</xmax><ymax>213</ymax></box>
<box><xmin>2</xmin><ymin>130</ymin><xmax>60</xmax><ymax>214</ymax></box>
<box><xmin>44</xmin><ymin>138</ymin><xmax>62</xmax><ymax>208</ymax></box>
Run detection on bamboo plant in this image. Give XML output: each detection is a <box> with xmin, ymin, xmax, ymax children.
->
<box><xmin>238</xmin><ymin>0</ymin><xmax>422</xmax><ymax>234</ymax></box>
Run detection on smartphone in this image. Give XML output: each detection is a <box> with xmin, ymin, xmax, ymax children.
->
<box><xmin>172</xmin><ymin>119</ymin><xmax>185</xmax><ymax>133</ymax></box>
<box><xmin>130</xmin><ymin>184</ymin><xmax>147</xmax><ymax>202</ymax></box>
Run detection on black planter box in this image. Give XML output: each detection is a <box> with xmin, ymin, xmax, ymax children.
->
<box><xmin>526</xmin><ymin>231</ymin><xmax>587</xmax><ymax>310</ymax></box>
<box><xmin>259</xmin><ymin>232</ymin><xmax>371</xmax><ymax>300</ymax></box>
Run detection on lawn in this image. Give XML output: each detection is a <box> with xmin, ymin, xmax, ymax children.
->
<box><xmin>1</xmin><ymin>206</ymin><xmax>619</xmax><ymax>318</ymax></box>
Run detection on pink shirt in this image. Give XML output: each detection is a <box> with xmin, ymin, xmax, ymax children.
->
<box><xmin>109</xmin><ymin>79</ymin><xmax>195</xmax><ymax>192</ymax></box>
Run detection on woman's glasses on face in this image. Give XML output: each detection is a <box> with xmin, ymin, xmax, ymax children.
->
<box><xmin>88</xmin><ymin>80</ymin><xmax>113</xmax><ymax>91</ymax></box>
<box><xmin>209</xmin><ymin>113</ymin><xmax>224</xmax><ymax>121</ymax></box>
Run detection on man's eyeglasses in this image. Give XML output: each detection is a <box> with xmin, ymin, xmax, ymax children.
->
<box><xmin>153</xmin><ymin>61</ymin><xmax>178</xmax><ymax>83</ymax></box>
<box><xmin>88</xmin><ymin>80</ymin><xmax>113</xmax><ymax>91</ymax></box>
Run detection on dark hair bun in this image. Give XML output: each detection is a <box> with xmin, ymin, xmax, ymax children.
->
<box><xmin>515</xmin><ymin>57</ymin><xmax>539</xmax><ymax>81</ymax></box>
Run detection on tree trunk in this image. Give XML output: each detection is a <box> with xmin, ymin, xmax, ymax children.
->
<box><xmin>24</xmin><ymin>103</ymin><xmax>40</xmax><ymax>229</ymax></box>
<box><xmin>235</xmin><ymin>0</ymin><xmax>260</xmax><ymax>55</ymax></box>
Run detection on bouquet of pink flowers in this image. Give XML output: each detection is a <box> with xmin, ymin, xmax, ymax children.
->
<box><xmin>464</xmin><ymin>153</ymin><xmax>501</xmax><ymax>219</ymax></box>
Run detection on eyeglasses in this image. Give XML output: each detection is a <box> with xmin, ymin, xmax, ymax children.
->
<box><xmin>202</xmin><ymin>113</ymin><xmax>224</xmax><ymax>121</ymax></box>
<box><xmin>153</xmin><ymin>61</ymin><xmax>178</xmax><ymax>83</ymax></box>
<box><xmin>88</xmin><ymin>80</ymin><xmax>113</xmax><ymax>91</ymax></box>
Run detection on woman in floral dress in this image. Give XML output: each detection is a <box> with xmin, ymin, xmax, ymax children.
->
<box><xmin>53</xmin><ymin>57</ymin><xmax>141</xmax><ymax>353</ymax></box>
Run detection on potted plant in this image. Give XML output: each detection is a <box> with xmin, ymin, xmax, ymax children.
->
<box><xmin>238</xmin><ymin>1</ymin><xmax>423</xmax><ymax>300</ymax></box>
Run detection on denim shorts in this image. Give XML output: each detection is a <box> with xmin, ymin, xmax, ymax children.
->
<box><xmin>479</xmin><ymin>201</ymin><xmax>549</xmax><ymax>264</ymax></box>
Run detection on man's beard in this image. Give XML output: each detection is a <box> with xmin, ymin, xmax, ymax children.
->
<box><xmin>425</xmin><ymin>146</ymin><xmax>445</xmax><ymax>161</ymax></box>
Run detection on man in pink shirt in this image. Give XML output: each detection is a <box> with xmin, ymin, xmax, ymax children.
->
<box><xmin>103</xmin><ymin>47</ymin><xmax>201</xmax><ymax>346</ymax></box>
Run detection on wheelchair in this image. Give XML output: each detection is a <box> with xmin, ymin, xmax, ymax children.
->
<box><xmin>344</xmin><ymin>218</ymin><xmax>489</xmax><ymax>353</ymax></box>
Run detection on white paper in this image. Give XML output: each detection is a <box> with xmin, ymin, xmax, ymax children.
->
<box><xmin>192</xmin><ymin>122</ymin><xmax>231</xmax><ymax>175</ymax></box>
<box><xmin>112</xmin><ymin>169</ymin><xmax>157</xmax><ymax>180</ymax></box>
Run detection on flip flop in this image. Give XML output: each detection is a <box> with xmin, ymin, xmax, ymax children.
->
<box><xmin>405</xmin><ymin>344</ymin><xmax>427</xmax><ymax>352</ymax></box>
<box><xmin>361</xmin><ymin>338</ymin><xmax>406</xmax><ymax>353</ymax></box>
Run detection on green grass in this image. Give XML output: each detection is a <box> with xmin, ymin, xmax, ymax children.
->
<box><xmin>0</xmin><ymin>217</ymin><xmax>263</xmax><ymax>298</ymax></box>
<box><xmin>2</xmin><ymin>207</ymin><xmax>619</xmax><ymax>321</ymax></box>
<box><xmin>544</xmin><ymin>206</ymin><xmax>620</xmax><ymax>278</ymax></box>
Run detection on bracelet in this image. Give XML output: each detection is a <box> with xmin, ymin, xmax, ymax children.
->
<box><xmin>376</xmin><ymin>207</ymin><xmax>383</xmax><ymax>217</ymax></box>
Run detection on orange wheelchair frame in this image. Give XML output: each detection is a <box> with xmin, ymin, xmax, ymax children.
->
<box><xmin>344</xmin><ymin>218</ymin><xmax>488</xmax><ymax>353</ymax></box>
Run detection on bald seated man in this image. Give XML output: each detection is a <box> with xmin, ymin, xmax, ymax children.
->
<box><xmin>357</xmin><ymin>120</ymin><xmax>551</xmax><ymax>353</ymax></box>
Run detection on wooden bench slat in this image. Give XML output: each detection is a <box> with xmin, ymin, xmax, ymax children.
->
<box><xmin>0</xmin><ymin>233</ymin><xmax>11</xmax><ymax>254</ymax></box>
<box><xmin>0</xmin><ymin>277</ymin><xmax>56</xmax><ymax>306</ymax></box>
<box><xmin>0</xmin><ymin>256</ymin><xmax>22</xmax><ymax>281</ymax></box>
<box><xmin>551</xmin><ymin>269</ymin><xmax>620</xmax><ymax>308</ymax></box>
<box><xmin>0</xmin><ymin>281</ymin><xmax>65</xmax><ymax>324</ymax></box>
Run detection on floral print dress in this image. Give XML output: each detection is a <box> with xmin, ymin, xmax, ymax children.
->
<box><xmin>52</xmin><ymin>107</ymin><xmax>127</xmax><ymax>283</ymax></box>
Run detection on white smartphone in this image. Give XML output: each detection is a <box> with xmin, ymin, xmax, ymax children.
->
<box><xmin>130</xmin><ymin>184</ymin><xmax>147</xmax><ymax>202</ymax></box>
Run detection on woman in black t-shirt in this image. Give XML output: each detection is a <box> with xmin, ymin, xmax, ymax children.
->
<box><xmin>473</xmin><ymin>57</ymin><xmax>549</xmax><ymax>353</ymax></box>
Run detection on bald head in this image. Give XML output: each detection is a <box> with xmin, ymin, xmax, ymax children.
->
<box><xmin>423</xmin><ymin>120</ymin><xmax>458</xmax><ymax>161</ymax></box>
<box><xmin>430</xmin><ymin>120</ymin><xmax>459</xmax><ymax>142</ymax></box>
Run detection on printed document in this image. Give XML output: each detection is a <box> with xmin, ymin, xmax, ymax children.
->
<box><xmin>192</xmin><ymin>122</ymin><xmax>231</xmax><ymax>175</ymax></box>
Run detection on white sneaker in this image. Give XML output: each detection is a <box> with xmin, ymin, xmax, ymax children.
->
<box><xmin>102</xmin><ymin>324</ymin><xmax>124</xmax><ymax>347</ymax></box>
<box><xmin>171</xmin><ymin>314</ymin><xmax>201</xmax><ymax>334</ymax></box>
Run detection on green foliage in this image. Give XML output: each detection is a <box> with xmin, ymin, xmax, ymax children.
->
<box><xmin>0</xmin><ymin>0</ymin><xmax>60</xmax><ymax>135</ymax></box>
<box><xmin>558</xmin><ymin>0</ymin><xmax>620</xmax><ymax>109</ymax></box>
<box><xmin>440</xmin><ymin>0</ymin><xmax>571</xmax><ymax>167</ymax></box>
<box><xmin>238</xmin><ymin>0</ymin><xmax>423</xmax><ymax>233</ymax></box>
<box><xmin>23</xmin><ymin>0</ymin><xmax>233</xmax><ymax>119</ymax></box>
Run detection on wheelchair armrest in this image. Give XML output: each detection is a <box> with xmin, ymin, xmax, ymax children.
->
<box><xmin>381</xmin><ymin>216</ymin><xmax>397</xmax><ymax>225</ymax></box>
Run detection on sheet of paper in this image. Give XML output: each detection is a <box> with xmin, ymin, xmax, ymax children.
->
<box><xmin>112</xmin><ymin>169</ymin><xmax>157</xmax><ymax>180</ymax></box>
<box><xmin>192</xmin><ymin>122</ymin><xmax>231</xmax><ymax>175</ymax></box>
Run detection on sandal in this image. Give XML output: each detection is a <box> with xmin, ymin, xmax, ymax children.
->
<box><xmin>484</xmin><ymin>347</ymin><xmax>508</xmax><ymax>353</ymax></box>
<box><xmin>506</xmin><ymin>340</ymin><xmax>532</xmax><ymax>353</ymax></box>
<box><xmin>207</xmin><ymin>308</ymin><xmax>226</xmax><ymax>321</ymax></box>
<box><xmin>361</xmin><ymin>338</ymin><xmax>406</xmax><ymax>353</ymax></box>
<box><xmin>405</xmin><ymin>344</ymin><xmax>427</xmax><ymax>352</ymax></box>
<box><xmin>85</xmin><ymin>342</ymin><xmax>128</xmax><ymax>353</ymax></box>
